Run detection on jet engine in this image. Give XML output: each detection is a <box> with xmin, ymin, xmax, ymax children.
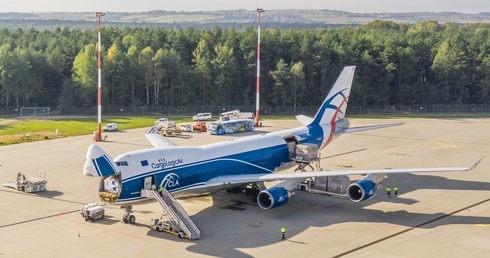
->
<box><xmin>257</xmin><ymin>187</ymin><xmax>292</xmax><ymax>209</ymax></box>
<box><xmin>346</xmin><ymin>180</ymin><xmax>378</xmax><ymax>202</ymax></box>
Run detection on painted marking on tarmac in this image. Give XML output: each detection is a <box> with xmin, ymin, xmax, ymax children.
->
<box><xmin>474</xmin><ymin>224</ymin><xmax>490</xmax><ymax>227</ymax></box>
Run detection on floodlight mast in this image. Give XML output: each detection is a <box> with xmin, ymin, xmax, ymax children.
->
<box><xmin>95</xmin><ymin>11</ymin><xmax>105</xmax><ymax>141</ymax></box>
<box><xmin>255</xmin><ymin>8</ymin><xmax>264</xmax><ymax>126</ymax></box>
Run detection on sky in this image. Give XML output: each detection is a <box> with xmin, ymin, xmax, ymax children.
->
<box><xmin>1</xmin><ymin>0</ymin><xmax>489</xmax><ymax>14</ymax></box>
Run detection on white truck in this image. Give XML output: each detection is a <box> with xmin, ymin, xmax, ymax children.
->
<box><xmin>80</xmin><ymin>203</ymin><xmax>105</xmax><ymax>222</ymax></box>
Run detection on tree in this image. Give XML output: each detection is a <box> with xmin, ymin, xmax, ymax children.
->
<box><xmin>270</xmin><ymin>59</ymin><xmax>291</xmax><ymax>107</ymax></box>
<box><xmin>139</xmin><ymin>46</ymin><xmax>155</xmax><ymax>105</ymax></box>
<box><xmin>192</xmin><ymin>39</ymin><xmax>213</xmax><ymax>105</ymax></box>
<box><xmin>105</xmin><ymin>43</ymin><xmax>130</xmax><ymax>106</ymax></box>
<box><xmin>290</xmin><ymin>61</ymin><xmax>306</xmax><ymax>112</ymax></box>
<box><xmin>211</xmin><ymin>44</ymin><xmax>238</xmax><ymax>105</ymax></box>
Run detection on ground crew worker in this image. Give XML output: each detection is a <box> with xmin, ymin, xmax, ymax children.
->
<box><xmin>281</xmin><ymin>227</ymin><xmax>286</xmax><ymax>241</ymax></box>
<box><xmin>151</xmin><ymin>184</ymin><xmax>156</xmax><ymax>190</ymax></box>
<box><xmin>158</xmin><ymin>185</ymin><xmax>163</xmax><ymax>196</ymax></box>
<box><xmin>386</xmin><ymin>186</ymin><xmax>392</xmax><ymax>198</ymax></box>
<box><xmin>394</xmin><ymin>186</ymin><xmax>399</xmax><ymax>197</ymax></box>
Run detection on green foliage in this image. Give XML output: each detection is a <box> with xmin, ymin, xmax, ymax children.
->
<box><xmin>0</xmin><ymin>21</ymin><xmax>489</xmax><ymax>110</ymax></box>
<box><xmin>0</xmin><ymin>116</ymin><xmax>190</xmax><ymax>145</ymax></box>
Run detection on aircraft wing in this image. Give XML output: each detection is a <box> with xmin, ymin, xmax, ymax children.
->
<box><xmin>333</xmin><ymin>122</ymin><xmax>405</xmax><ymax>135</ymax></box>
<box><xmin>145</xmin><ymin>125</ymin><xmax>178</xmax><ymax>148</ymax></box>
<box><xmin>204</xmin><ymin>158</ymin><xmax>482</xmax><ymax>187</ymax></box>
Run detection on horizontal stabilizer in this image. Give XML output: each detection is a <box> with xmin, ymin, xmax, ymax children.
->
<box><xmin>145</xmin><ymin>125</ymin><xmax>178</xmax><ymax>148</ymax></box>
<box><xmin>295</xmin><ymin>115</ymin><xmax>313</xmax><ymax>126</ymax></box>
<box><xmin>334</xmin><ymin>122</ymin><xmax>404</xmax><ymax>135</ymax></box>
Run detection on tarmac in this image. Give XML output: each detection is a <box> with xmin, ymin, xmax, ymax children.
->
<box><xmin>0</xmin><ymin>118</ymin><xmax>489</xmax><ymax>258</ymax></box>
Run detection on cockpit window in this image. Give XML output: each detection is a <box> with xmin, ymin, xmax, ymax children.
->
<box><xmin>116</xmin><ymin>161</ymin><xmax>129</xmax><ymax>166</ymax></box>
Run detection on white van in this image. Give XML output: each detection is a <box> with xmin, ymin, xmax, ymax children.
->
<box><xmin>193</xmin><ymin>113</ymin><xmax>212</xmax><ymax>121</ymax></box>
<box><xmin>102</xmin><ymin>123</ymin><xmax>118</xmax><ymax>132</ymax></box>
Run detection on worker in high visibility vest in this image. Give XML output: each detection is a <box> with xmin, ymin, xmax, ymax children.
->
<box><xmin>281</xmin><ymin>227</ymin><xmax>286</xmax><ymax>241</ymax></box>
<box><xmin>394</xmin><ymin>186</ymin><xmax>399</xmax><ymax>197</ymax></box>
<box><xmin>158</xmin><ymin>185</ymin><xmax>163</xmax><ymax>196</ymax></box>
<box><xmin>386</xmin><ymin>186</ymin><xmax>392</xmax><ymax>198</ymax></box>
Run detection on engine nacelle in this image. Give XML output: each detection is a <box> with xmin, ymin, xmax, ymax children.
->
<box><xmin>346</xmin><ymin>180</ymin><xmax>378</xmax><ymax>202</ymax></box>
<box><xmin>257</xmin><ymin>187</ymin><xmax>292</xmax><ymax>209</ymax></box>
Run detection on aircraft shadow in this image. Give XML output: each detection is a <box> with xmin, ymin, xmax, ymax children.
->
<box><xmin>175</xmin><ymin>173</ymin><xmax>490</xmax><ymax>257</ymax></box>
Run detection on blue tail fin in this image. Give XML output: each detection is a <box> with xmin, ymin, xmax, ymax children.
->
<box><xmin>309</xmin><ymin>66</ymin><xmax>355</xmax><ymax>126</ymax></box>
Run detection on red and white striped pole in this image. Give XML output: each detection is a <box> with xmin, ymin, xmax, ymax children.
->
<box><xmin>96</xmin><ymin>12</ymin><xmax>105</xmax><ymax>141</ymax></box>
<box><xmin>255</xmin><ymin>8</ymin><xmax>264</xmax><ymax>126</ymax></box>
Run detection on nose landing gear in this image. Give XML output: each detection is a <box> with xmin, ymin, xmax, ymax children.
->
<box><xmin>121</xmin><ymin>205</ymin><xmax>136</xmax><ymax>224</ymax></box>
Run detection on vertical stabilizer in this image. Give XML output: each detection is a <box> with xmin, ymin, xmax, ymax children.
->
<box><xmin>309</xmin><ymin>66</ymin><xmax>355</xmax><ymax>126</ymax></box>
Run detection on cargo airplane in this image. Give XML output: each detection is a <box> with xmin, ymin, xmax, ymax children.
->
<box><xmin>83</xmin><ymin>66</ymin><xmax>481</xmax><ymax>224</ymax></box>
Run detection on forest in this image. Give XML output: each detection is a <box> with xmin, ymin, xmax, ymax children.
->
<box><xmin>0</xmin><ymin>20</ymin><xmax>489</xmax><ymax>111</ymax></box>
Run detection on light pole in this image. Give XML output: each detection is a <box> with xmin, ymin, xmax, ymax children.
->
<box><xmin>95</xmin><ymin>11</ymin><xmax>105</xmax><ymax>141</ymax></box>
<box><xmin>255</xmin><ymin>8</ymin><xmax>264</xmax><ymax>126</ymax></box>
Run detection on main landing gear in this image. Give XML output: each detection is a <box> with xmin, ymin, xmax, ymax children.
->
<box><xmin>121</xmin><ymin>205</ymin><xmax>136</xmax><ymax>224</ymax></box>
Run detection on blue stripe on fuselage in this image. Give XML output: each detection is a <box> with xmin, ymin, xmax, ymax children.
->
<box><xmin>93</xmin><ymin>155</ymin><xmax>117</xmax><ymax>177</ymax></box>
<box><xmin>118</xmin><ymin>143</ymin><xmax>290</xmax><ymax>201</ymax></box>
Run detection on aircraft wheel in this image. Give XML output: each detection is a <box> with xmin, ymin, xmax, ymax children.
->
<box><xmin>129</xmin><ymin>215</ymin><xmax>136</xmax><ymax>224</ymax></box>
<box><xmin>122</xmin><ymin>217</ymin><xmax>128</xmax><ymax>223</ymax></box>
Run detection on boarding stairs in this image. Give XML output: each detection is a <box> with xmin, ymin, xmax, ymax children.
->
<box><xmin>141</xmin><ymin>189</ymin><xmax>201</xmax><ymax>240</ymax></box>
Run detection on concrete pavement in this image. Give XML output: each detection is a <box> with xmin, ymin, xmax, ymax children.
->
<box><xmin>0</xmin><ymin>118</ymin><xmax>489</xmax><ymax>257</ymax></box>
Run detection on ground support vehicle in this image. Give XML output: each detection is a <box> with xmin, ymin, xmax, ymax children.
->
<box><xmin>2</xmin><ymin>172</ymin><xmax>47</xmax><ymax>193</ymax></box>
<box><xmin>193</xmin><ymin>122</ymin><xmax>207</xmax><ymax>132</ymax></box>
<box><xmin>207</xmin><ymin>119</ymin><xmax>254</xmax><ymax>135</ymax></box>
<box><xmin>80</xmin><ymin>203</ymin><xmax>105</xmax><ymax>222</ymax></box>
<box><xmin>297</xmin><ymin>176</ymin><xmax>350</xmax><ymax>199</ymax></box>
<box><xmin>180</xmin><ymin>123</ymin><xmax>193</xmax><ymax>132</ymax></box>
<box><xmin>219</xmin><ymin>110</ymin><xmax>253</xmax><ymax>120</ymax></box>
<box><xmin>150</xmin><ymin>217</ymin><xmax>186</xmax><ymax>239</ymax></box>
<box><xmin>157</xmin><ymin>122</ymin><xmax>182</xmax><ymax>137</ymax></box>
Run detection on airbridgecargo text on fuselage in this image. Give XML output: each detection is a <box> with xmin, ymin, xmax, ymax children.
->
<box><xmin>151</xmin><ymin>158</ymin><xmax>184</xmax><ymax>169</ymax></box>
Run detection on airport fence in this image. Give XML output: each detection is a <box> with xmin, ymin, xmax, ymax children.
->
<box><xmin>1</xmin><ymin>104</ymin><xmax>490</xmax><ymax>117</ymax></box>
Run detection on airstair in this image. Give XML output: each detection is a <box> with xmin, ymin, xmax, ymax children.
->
<box><xmin>141</xmin><ymin>188</ymin><xmax>201</xmax><ymax>240</ymax></box>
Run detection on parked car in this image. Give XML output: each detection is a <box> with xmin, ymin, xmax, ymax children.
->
<box><xmin>103</xmin><ymin>123</ymin><xmax>118</xmax><ymax>132</ymax></box>
<box><xmin>192</xmin><ymin>113</ymin><xmax>212</xmax><ymax>121</ymax></box>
